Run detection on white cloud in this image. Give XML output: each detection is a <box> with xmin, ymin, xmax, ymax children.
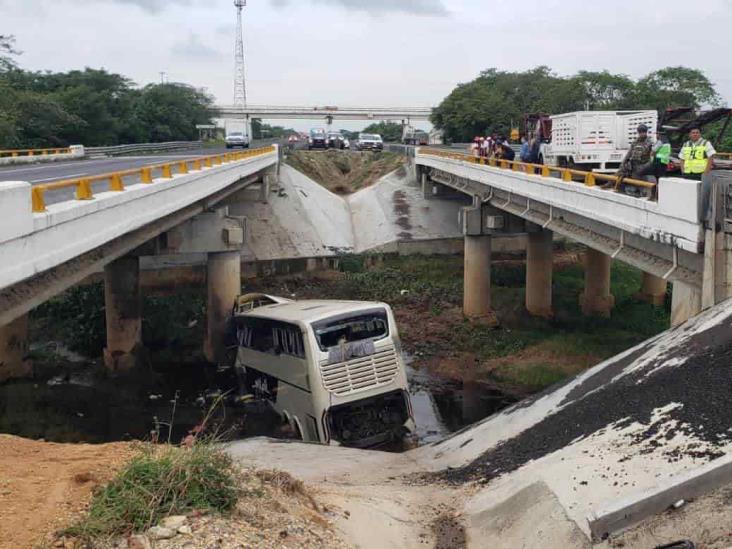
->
<box><xmin>99</xmin><ymin>0</ymin><xmax>194</xmax><ymax>12</ymax></box>
<box><xmin>271</xmin><ymin>0</ymin><xmax>449</xmax><ymax>16</ymax></box>
<box><xmin>171</xmin><ymin>33</ymin><xmax>221</xmax><ymax>60</ymax></box>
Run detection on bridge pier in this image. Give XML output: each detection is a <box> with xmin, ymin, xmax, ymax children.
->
<box><xmin>526</xmin><ymin>229</ymin><xmax>554</xmax><ymax>317</ymax></box>
<box><xmin>580</xmin><ymin>249</ymin><xmax>615</xmax><ymax>317</ymax></box>
<box><xmin>0</xmin><ymin>315</ymin><xmax>31</xmax><ymax>382</ymax></box>
<box><xmin>463</xmin><ymin>235</ymin><xmax>493</xmax><ymax>321</ymax></box>
<box><xmin>204</xmin><ymin>251</ymin><xmax>241</xmax><ymax>363</ymax></box>
<box><xmin>639</xmin><ymin>272</ymin><xmax>668</xmax><ymax>307</ymax></box>
<box><xmin>671</xmin><ymin>282</ymin><xmax>702</xmax><ymax>328</ymax></box>
<box><xmin>103</xmin><ymin>256</ymin><xmax>142</xmax><ymax>372</ymax></box>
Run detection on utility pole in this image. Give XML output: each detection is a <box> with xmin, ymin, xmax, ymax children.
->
<box><xmin>233</xmin><ymin>0</ymin><xmax>247</xmax><ymax>108</ymax></box>
<box><xmin>159</xmin><ymin>71</ymin><xmax>167</xmax><ymax>85</ymax></box>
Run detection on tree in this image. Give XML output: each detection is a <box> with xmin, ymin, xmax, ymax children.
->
<box><xmin>362</xmin><ymin>121</ymin><xmax>403</xmax><ymax>142</ymax></box>
<box><xmin>635</xmin><ymin>66</ymin><xmax>721</xmax><ymax>111</ymax></box>
<box><xmin>0</xmin><ymin>35</ymin><xmax>19</xmax><ymax>72</ymax></box>
<box><xmin>572</xmin><ymin>71</ymin><xmax>636</xmax><ymax>110</ymax></box>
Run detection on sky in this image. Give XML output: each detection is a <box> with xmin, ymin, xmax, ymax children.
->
<box><xmin>3</xmin><ymin>0</ymin><xmax>732</xmax><ymax>131</ymax></box>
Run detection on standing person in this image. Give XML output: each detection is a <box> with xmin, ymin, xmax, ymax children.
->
<box><xmin>519</xmin><ymin>136</ymin><xmax>530</xmax><ymax>162</ymax></box>
<box><xmin>680</xmin><ymin>126</ymin><xmax>717</xmax><ymax>224</ymax></box>
<box><xmin>500</xmin><ymin>141</ymin><xmax>515</xmax><ymax>162</ymax></box>
<box><xmin>612</xmin><ymin>124</ymin><xmax>654</xmax><ymax>194</ymax></box>
<box><xmin>679</xmin><ymin>126</ymin><xmax>715</xmax><ymax>180</ymax></box>
<box><xmin>470</xmin><ymin>137</ymin><xmax>480</xmax><ymax>157</ymax></box>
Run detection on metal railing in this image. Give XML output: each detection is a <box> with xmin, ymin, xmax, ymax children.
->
<box><xmin>31</xmin><ymin>145</ymin><xmax>276</xmax><ymax>213</ymax></box>
<box><xmin>0</xmin><ymin>147</ymin><xmax>73</xmax><ymax>159</ymax></box>
<box><xmin>85</xmin><ymin>141</ymin><xmax>203</xmax><ymax>157</ymax></box>
<box><xmin>419</xmin><ymin>148</ymin><xmax>655</xmax><ymax>191</ymax></box>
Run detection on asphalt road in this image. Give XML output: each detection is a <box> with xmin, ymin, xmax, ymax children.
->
<box><xmin>0</xmin><ymin>144</ymin><xmax>254</xmax><ymax>206</ymax></box>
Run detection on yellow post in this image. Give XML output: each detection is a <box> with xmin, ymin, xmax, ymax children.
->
<box><xmin>214</xmin><ymin>155</ymin><xmax>222</xmax><ymax>165</ymax></box>
<box><xmin>12</xmin><ymin>152</ymin><xmax>18</xmax><ymax>158</ymax></box>
<box><xmin>205</xmin><ymin>157</ymin><xmax>213</xmax><ymax>168</ymax></box>
<box><xmin>178</xmin><ymin>161</ymin><xmax>189</xmax><ymax>174</ymax></box>
<box><xmin>512</xmin><ymin>161</ymin><xmax>519</xmax><ymax>171</ymax></box>
<box><xmin>32</xmin><ymin>187</ymin><xmax>46</xmax><ymax>213</ymax></box>
<box><xmin>193</xmin><ymin>159</ymin><xmax>202</xmax><ymax>171</ymax></box>
<box><xmin>562</xmin><ymin>169</ymin><xmax>573</xmax><ymax>182</ymax></box>
<box><xmin>584</xmin><ymin>173</ymin><xmax>596</xmax><ymax>187</ymax></box>
<box><xmin>541</xmin><ymin>165</ymin><xmax>551</xmax><ymax>177</ymax></box>
<box><xmin>42</xmin><ymin>150</ymin><xmax>48</xmax><ymax>156</ymax></box>
<box><xmin>141</xmin><ymin>167</ymin><xmax>153</xmax><ymax>183</ymax></box>
<box><xmin>28</xmin><ymin>150</ymin><xmax>34</xmax><ymax>157</ymax></box>
<box><xmin>76</xmin><ymin>179</ymin><xmax>93</xmax><ymax>200</ymax></box>
<box><xmin>489</xmin><ymin>158</ymin><xmax>497</xmax><ymax>167</ymax></box>
<box><xmin>162</xmin><ymin>164</ymin><xmax>172</xmax><ymax>178</ymax></box>
<box><xmin>500</xmin><ymin>160</ymin><xmax>509</xmax><ymax>170</ymax></box>
<box><xmin>110</xmin><ymin>173</ymin><xmax>124</xmax><ymax>191</ymax></box>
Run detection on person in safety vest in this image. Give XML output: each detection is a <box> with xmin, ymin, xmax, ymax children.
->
<box><xmin>679</xmin><ymin>126</ymin><xmax>715</xmax><ymax>181</ymax></box>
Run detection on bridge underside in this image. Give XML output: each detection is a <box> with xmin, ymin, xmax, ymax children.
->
<box><xmin>426</xmin><ymin>167</ymin><xmax>704</xmax><ymax>290</ymax></box>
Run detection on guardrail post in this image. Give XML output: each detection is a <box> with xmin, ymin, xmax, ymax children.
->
<box><xmin>562</xmin><ymin>169</ymin><xmax>573</xmax><ymax>182</ymax></box>
<box><xmin>512</xmin><ymin>162</ymin><xmax>520</xmax><ymax>172</ymax></box>
<box><xmin>584</xmin><ymin>173</ymin><xmax>596</xmax><ymax>187</ymax></box>
<box><xmin>178</xmin><ymin>161</ymin><xmax>189</xmax><ymax>174</ymax></box>
<box><xmin>31</xmin><ymin>187</ymin><xmax>46</xmax><ymax>212</ymax></box>
<box><xmin>76</xmin><ymin>179</ymin><xmax>93</xmax><ymax>200</ymax></box>
<box><xmin>205</xmin><ymin>157</ymin><xmax>213</xmax><ymax>168</ymax></box>
<box><xmin>110</xmin><ymin>173</ymin><xmax>124</xmax><ymax>192</ymax></box>
<box><xmin>541</xmin><ymin>165</ymin><xmax>551</xmax><ymax>177</ymax></box>
<box><xmin>161</xmin><ymin>164</ymin><xmax>172</xmax><ymax>178</ymax></box>
<box><xmin>214</xmin><ymin>156</ymin><xmax>222</xmax><ymax>166</ymax></box>
<box><xmin>141</xmin><ymin>167</ymin><xmax>153</xmax><ymax>183</ymax></box>
<box><xmin>193</xmin><ymin>159</ymin><xmax>202</xmax><ymax>171</ymax></box>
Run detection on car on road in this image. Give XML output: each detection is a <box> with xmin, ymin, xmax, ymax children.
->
<box><xmin>327</xmin><ymin>131</ymin><xmax>346</xmax><ymax>150</ymax></box>
<box><xmin>287</xmin><ymin>135</ymin><xmax>299</xmax><ymax>143</ymax></box>
<box><xmin>308</xmin><ymin>128</ymin><xmax>328</xmax><ymax>150</ymax></box>
<box><xmin>225</xmin><ymin>132</ymin><xmax>250</xmax><ymax>149</ymax></box>
<box><xmin>356</xmin><ymin>133</ymin><xmax>384</xmax><ymax>151</ymax></box>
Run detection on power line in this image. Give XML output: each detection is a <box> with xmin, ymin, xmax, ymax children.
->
<box><xmin>233</xmin><ymin>0</ymin><xmax>247</xmax><ymax>107</ymax></box>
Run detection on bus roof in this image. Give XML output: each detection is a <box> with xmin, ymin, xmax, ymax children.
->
<box><xmin>234</xmin><ymin>299</ymin><xmax>388</xmax><ymax>324</ymax></box>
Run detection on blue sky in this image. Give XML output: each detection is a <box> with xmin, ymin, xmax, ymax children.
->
<box><xmin>3</xmin><ymin>0</ymin><xmax>732</xmax><ymax>130</ymax></box>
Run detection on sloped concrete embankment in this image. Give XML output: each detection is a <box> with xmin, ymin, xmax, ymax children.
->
<box><xmin>229</xmin><ymin>298</ymin><xmax>732</xmax><ymax>548</ymax></box>
<box><xmin>227</xmin><ymin>164</ymin><xmax>525</xmax><ymax>262</ymax></box>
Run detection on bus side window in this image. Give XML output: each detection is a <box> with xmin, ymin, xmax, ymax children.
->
<box><xmin>272</xmin><ymin>323</ymin><xmax>305</xmax><ymax>358</ymax></box>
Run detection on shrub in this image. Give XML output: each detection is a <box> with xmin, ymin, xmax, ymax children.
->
<box><xmin>67</xmin><ymin>442</ymin><xmax>238</xmax><ymax>538</ymax></box>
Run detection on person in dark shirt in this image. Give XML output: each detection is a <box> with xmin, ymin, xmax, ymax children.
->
<box><xmin>500</xmin><ymin>142</ymin><xmax>515</xmax><ymax>161</ymax></box>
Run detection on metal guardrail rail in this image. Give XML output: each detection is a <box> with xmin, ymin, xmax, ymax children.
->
<box><xmin>0</xmin><ymin>147</ymin><xmax>73</xmax><ymax>159</ymax></box>
<box><xmin>419</xmin><ymin>148</ymin><xmax>655</xmax><ymax>191</ymax></box>
<box><xmin>31</xmin><ymin>145</ymin><xmax>276</xmax><ymax>213</ymax></box>
<box><xmin>85</xmin><ymin>141</ymin><xmax>203</xmax><ymax>157</ymax></box>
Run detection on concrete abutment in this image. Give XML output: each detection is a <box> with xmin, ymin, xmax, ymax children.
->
<box><xmin>671</xmin><ymin>282</ymin><xmax>703</xmax><ymax>327</ymax></box>
<box><xmin>639</xmin><ymin>272</ymin><xmax>668</xmax><ymax>307</ymax></box>
<box><xmin>204</xmin><ymin>251</ymin><xmax>241</xmax><ymax>363</ymax></box>
<box><xmin>103</xmin><ymin>256</ymin><xmax>142</xmax><ymax>372</ymax></box>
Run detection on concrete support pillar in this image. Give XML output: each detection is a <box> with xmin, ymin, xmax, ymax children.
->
<box><xmin>579</xmin><ymin>248</ymin><xmax>615</xmax><ymax>317</ymax></box>
<box><xmin>671</xmin><ymin>282</ymin><xmax>703</xmax><ymax>327</ymax></box>
<box><xmin>639</xmin><ymin>272</ymin><xmax>668</xmax><ymax>306</ymax></box>
<box><xmin>421</xmin><ymin>172</ymin><xmax>435</xmax><ymax>199</ymax></box>
<box><xmin>526</xmin><ymin>230</ymin><xmax>553</xmax><ymax>317</ymax></box>
<box><xmin>0</xmin><ymin>315</ymin><xmax>32</xmax><ymax>383</ymax></box>
<box><xmin>204</xmin><ymin>251</ymin><xmax>241</xmax><ymax>363</ymax></box>
<box><xmin>104</xmin><ymin>256</ymin><xmax>142</xmax><ymax>371</ymax></box>
<box><xmin>463</xmin><ymin>235</ymin><xmax>493</xmax><ymax>320</ymax></box>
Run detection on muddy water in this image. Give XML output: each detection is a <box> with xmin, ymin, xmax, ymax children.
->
<box><xmin>0</xmin><ymin>357</ymin><xmax>515</xmax><ymax>447</ymax></box>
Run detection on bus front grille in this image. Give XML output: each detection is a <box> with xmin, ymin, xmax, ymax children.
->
<box><xmin>320</xmin><ymin>347</ymin><xmax>400</xmax><ymax>395</ymax></box>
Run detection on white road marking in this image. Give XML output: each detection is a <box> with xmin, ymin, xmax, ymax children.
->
<box><xmin>32</xmin><ymin>173</ymin><xmax>88</xmax><ymax>183</ymax></box>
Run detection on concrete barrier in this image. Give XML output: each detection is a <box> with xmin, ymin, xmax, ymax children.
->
<box><xmin>0</xmin><ymin>145</ymin><xmax>85</xmax><ymax>166</ymax></box>
<box><xmin>0</xmin><ymin>182</ymin><xmax>33</xmax><ymax>244</ymax></box>
<box><xmin>587</xmin><ymin>453</ymin><xmax>732</xmax><ymax>540</ymax></box>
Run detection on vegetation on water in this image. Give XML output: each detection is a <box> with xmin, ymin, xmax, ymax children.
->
<box><xmin>66</xmin><ymin>440</ymin><xmax>239</xmax><ymax>538</ymax></box>
<box><xmin>432</xmin><ymin>65</ymin><xmax>723</xmax><ymax>143</ymax></box>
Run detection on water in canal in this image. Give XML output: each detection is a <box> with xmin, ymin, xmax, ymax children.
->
<box><xmin>0</xmin><ymin>351</ymin><xmax>516</xmax><ymax>448</ymax></box>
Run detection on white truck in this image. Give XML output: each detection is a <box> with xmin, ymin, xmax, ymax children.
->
<box><xmin>540</xmin><ymin>110</ymin><xmax>658</xmax><ymax>172</ymax></box>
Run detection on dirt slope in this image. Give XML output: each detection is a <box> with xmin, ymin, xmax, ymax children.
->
<box><xmin>285</xmin><ymin>150</ymin><xmax>405</xmax><ymax>194</ymax></box>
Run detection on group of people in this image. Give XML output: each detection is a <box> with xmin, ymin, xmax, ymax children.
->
<box><xmin>469</xmin><ymin>135</ymin><xmax>517</xmax><ymax>162</ymax></box>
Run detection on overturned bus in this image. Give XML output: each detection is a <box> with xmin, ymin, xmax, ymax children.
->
<box><xmin>232</xmin><ymin>294</ymin><xmax>415</xmax><ymax>448</ymax></box>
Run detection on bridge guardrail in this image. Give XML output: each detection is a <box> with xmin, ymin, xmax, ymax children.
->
<box><xmin>0</xmin><ymin>147</ymin><xmax>74</xmax><ymax>159</ymax></box>
<box><xmin>31</xmin><ymin>145</ymin><xmax>276</xmax><ymax>213</ymax></box>
<box><xmin>85</xmin><ymin>141</ymin><xmax>203</xmax><ymax>157</ymax></box>
<box><xmin>418</xmin><ymin>148</ymin><xmax>655</xmax><ymax>192</ymax></box>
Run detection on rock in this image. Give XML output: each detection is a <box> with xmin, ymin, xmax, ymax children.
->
<box><xmin>147</xmin><ymin>526</ymin><xmax>176</xmax><ymax>540</ymax></box>
<box><xmin>160</xmin><ymin>515</ymin><xmax>188</xmax><ymax>530</ymax></box>
<box><xmin>178</xmin><ymin>525</ymin><xmax>193</xmax><ymax>535</ymax></box>
<box><xmin>127</xmin><ymin>535</ymin><xmax>152</xmax><ymax>549</ymax></box>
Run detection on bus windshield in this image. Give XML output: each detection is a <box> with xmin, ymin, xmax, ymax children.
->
<box><xmin>312</xmin><ymin>309</ymin><xmax>389</xmax><ymax>351</ymax></box>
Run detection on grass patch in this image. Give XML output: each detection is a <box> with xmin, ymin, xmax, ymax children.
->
<box><xmin>66</xmin><ymin>442</ymin><xmax>239</xmax><ymax>538</ymax></box>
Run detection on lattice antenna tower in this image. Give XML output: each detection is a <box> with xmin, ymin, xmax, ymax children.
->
<box><xmin>234</xmin><ymin>0</ymin><xmax>247</xmax><ymax>107</ymax></box>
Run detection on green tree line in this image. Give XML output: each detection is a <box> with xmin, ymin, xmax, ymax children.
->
<box><xmin>432</xmin><ymin>66</ymin><xmax>723</xmax><ymax>142</ymax></box>
<box><xmin>0</xmin><ymin>35</ymin><xmax>215</xmax><ymax>148</ymax></box>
